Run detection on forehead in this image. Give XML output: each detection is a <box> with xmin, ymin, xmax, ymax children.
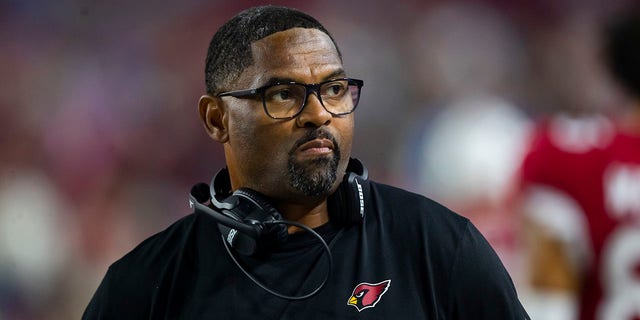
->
<box><xmin>241</xmin><ymin>28</ymin><xmax>343</xmax><ymax>86</ymax></box>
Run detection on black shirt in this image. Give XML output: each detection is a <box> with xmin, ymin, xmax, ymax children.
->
<box><xmin>83</xmin><ymin>181</ymin><xmax>529</xmax><ymax>319</ymax></box>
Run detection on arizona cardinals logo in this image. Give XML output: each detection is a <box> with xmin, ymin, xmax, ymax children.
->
<box><xmin>347</xmin><ymin>280</ymin><xmax>391</xmax><ymax>312</ymax></box>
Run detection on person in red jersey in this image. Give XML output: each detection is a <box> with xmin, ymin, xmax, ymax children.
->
<box><xmin>518</xmin><ymin>10</ymin><xmax>640</xmax><ymax>320</ymax></box>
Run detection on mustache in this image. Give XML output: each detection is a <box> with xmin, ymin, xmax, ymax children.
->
<box><xmin>291</xmin><ymin>129</ymin><xmax>339</xmax><ymax>153</ymax></box>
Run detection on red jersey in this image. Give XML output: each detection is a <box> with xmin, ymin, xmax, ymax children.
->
<box><xmin>519</xmin><ymin>114</ymin><xmax>640</xmax><ymax>320</ymax></box>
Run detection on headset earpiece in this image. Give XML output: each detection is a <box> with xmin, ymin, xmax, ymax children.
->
<box><xmin>203</xmin><ymin>169</ymin><xmax>288</xmax><ymax>256</ymax></box>
<box><xmin>328</xmin><ymin>158</ymin><xmax>368</xmax><ymax>227</ymax></box>
<box><xmin>231</xmin><ymin>188</ymin><xmax>289</xmax><ymax>249</ymax></box>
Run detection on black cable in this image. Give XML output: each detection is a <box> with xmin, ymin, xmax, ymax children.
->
<box><xmin>221</xmin><ymin>220</ymin><xmax>333</xmax><ymax>300</ymax></box>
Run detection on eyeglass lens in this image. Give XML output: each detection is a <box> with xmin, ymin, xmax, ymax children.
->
<box><xmin>263</xmin><ymin>79</ymin><xmax>360</xmax><ymax>118</ymax></box>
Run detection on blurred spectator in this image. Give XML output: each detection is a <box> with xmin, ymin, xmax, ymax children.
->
<box><xmin>0</xmin><ymin>171</ymin><xmax>75</xmax><ymax>319</ymax></box>
<box><xmin>516</xmin><ymin>7</ymin><xmax>640</xmax><ymax>320</ymax></box>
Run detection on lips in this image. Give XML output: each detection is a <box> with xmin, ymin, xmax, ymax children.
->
<box><xmin>298</xmin><ymin>138</ymin><xmax>334</xmax><ymax>151</ymax></box>
<box><xmin>290</xmin><ymin>129</ymin><xmax>339</xmax><ymax>160</ymax></box>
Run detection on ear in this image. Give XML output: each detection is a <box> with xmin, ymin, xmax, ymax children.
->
<box><xmin>198</xmin><ymin>95</ymin><xmax>229</xmax><ymax>143</ymax></box>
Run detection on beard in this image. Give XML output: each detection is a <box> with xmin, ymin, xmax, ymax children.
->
<box><xmin>287</xmin><ymin>130</ymin><xmax>341</xmax><ymax>197</ymax></box>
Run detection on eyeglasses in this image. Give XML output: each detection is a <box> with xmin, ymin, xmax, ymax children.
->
<box><xmin>217</xmin><ymin>78</ymin><xmax>364</xmax><ymax>120</ymax></box>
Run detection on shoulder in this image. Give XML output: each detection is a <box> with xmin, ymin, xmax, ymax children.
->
<box><xmin>367</xmin><ymin>180</ymin><xmax>470</xmax><ymax>235</ymax></box>
<box><xmin>104</xmin><ymin>212</ymin><xmax>200</xmax><ymax>284</ymax></box>
<box><xmin>368</xmin><ymin>180</ymin><xmax>455</xmax><ymax>211</ymax></box>
<box><xmin>365</xmin><ymin>180</ymin><xmax>476</xmax><ymax>265</ymax></box>
<box><xmin>83</xmin><ymin>213</ymin><xmax>199</xmax><ymax>319</ymax></box>
<box><xmin>541</xmin><ymin>113</ymin><xmax>615</xmax><ymax>154</ymax></box>
<box><xmin>524</xmin><ymin>114</ymin><xmax>614</xmax><ymax>161</ymax></box>
<box><xmin>112</xmin><ymin>212</ymin><xmax>198</xmax><ymax>272</ymax></box>
<box><xmin>519</xmin><ymin>114</ymin><xmax>618</xmax><ymax>193</ymax></box>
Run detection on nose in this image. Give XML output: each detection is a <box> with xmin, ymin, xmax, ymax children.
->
<box><xmin>295</xmin><ymin>93</ymin><xmax>332</xmax><ymax>127</ymax></box>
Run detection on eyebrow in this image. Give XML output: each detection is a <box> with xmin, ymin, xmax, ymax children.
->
<box><xmin>260</xmin><ymin>69</ymin><xmax>347</xmax><ymax>87</ymax></box>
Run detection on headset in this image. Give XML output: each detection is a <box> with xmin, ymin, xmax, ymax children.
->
<box><xmin>188</xmin><ymin>158</ymin><xmax>368</xmax><ymax>300</ymax></box>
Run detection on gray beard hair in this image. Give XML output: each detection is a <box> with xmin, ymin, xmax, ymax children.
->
<box><xmin>287</xmin><ymin>149</ymin><xmax>340</xmax><ymax>197</ymax></box>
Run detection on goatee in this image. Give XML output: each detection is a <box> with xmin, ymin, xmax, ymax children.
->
<box><xmin>288</xmin><ymin>130</ymin><xmax>340</xmax><ymax>196</ymax></box>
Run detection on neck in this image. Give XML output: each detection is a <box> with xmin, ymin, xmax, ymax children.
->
<box><xmin>275</xmin><ymin>199</ymin><xmax>330</xmax><ymax>233</ymax></box>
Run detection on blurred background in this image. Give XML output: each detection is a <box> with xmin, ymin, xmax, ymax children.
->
<box><xmin>0</xmin><ymin>0</ymin><xmax>637</xmax><ymax>318</ymax></box>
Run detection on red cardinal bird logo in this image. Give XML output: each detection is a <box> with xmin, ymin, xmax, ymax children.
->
<box><xmin>347</xmin><ymin>280</ymin><xmax>391</xmax><ymax>312</ymax></box>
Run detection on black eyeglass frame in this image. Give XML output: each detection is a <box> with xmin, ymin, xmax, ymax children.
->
<box><xmin>216</xmin><ymin>77</ymin><xmax>364</xmax><ymax>120</ymax></box>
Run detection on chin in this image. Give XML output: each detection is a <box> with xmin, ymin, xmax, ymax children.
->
<box><xmin>288</xmin><ymin>156</ymin><xmax>338</xmax><ymax>197</ymax></box>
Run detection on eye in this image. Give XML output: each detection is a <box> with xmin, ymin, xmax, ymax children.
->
<box><xmin>355</xmin><ymin>289</ymin><xmax>367</xmax><ymax>298</ymax></box>
<box><xmin>322</xmin><ymin>81</ymin><xmax>347</xmax><ymax>98</ymax></box>
<box><xmin>268</xmin><ymin>89</ymin><xmax>291</xmax><ymax>102</ymax></box>
<box><xmin>265</xmin><ymin>84</ymin><xmax>303</xmax><ymax>105</ymax></box>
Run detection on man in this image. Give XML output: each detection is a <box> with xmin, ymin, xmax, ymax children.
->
<box><xmin>518</xmin><ymin>10</ymin><xmax>640</xmax><ymax>320</ymax></box>
<box><xmin>83</xmin><ymin>6</ymin><xmax>529</xmax><ymax>319</ymax></box>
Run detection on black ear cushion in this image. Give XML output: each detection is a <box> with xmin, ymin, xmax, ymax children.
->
<box><xmin>328</xmin><ymin>172</ymin><xmax>364</xmax><ymax>227</ymax></box>
<box><xmin>346</xmin><ymin>157</ymin><xmax>368</xmax><ymax>180</ymax></box>
<box><xmin>328</xmin><ymin>158</ymin><xmax>368</xmax><ymax>227</ymax></box>
<box><xmin>212</xmin><ymin>168</ymin><xmax>231</xmax><ymax>198</ymax></box>
<box><xmin>232</xmin><ymin>188</ymin><xmax>289</xmax><ymax>244</ymax></box>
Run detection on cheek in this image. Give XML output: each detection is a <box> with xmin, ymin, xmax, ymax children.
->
<box><xmin>337</xmin><ymin>117</ymin><xmax>355</xmax><ymax>155</ymax></box>
<box><xmin>227</xmin><ymin>110</ymin><xmax>256</xmax><ymax>150</ymax></box>
<box><xmin>227</xmin><ymin>108</ymin><xmax>289</xmax><ymax>161</ymax></box>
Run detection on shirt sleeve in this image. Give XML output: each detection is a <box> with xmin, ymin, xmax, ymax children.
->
<box><xmin>447</xmin><ymin>221</ymin><xmax>530</xmax><ymax>319</ymax></box>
